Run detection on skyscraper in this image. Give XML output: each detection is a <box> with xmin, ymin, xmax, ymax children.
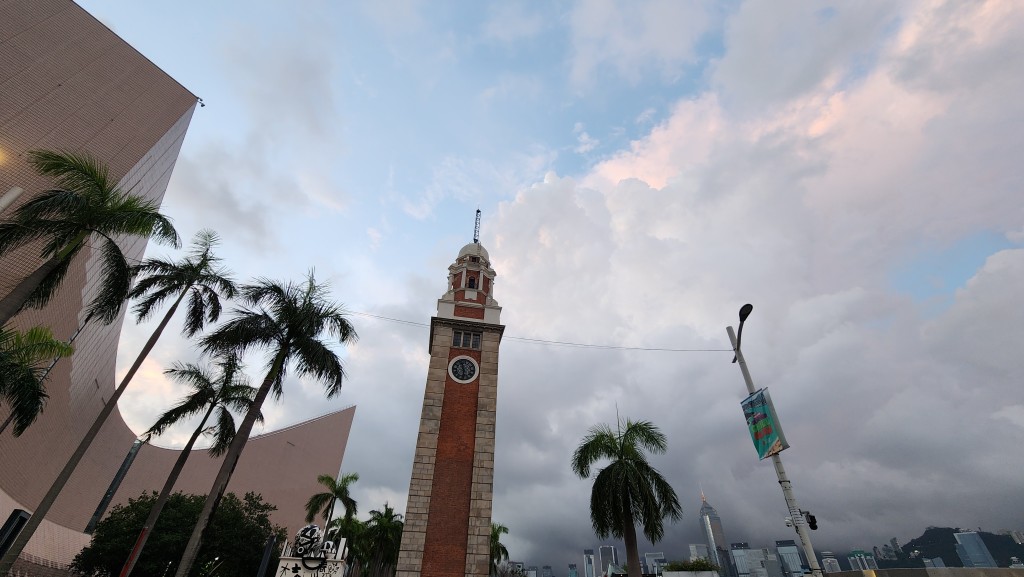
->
<box><xmin>954</xmin><ymin>532</ymin><xmax>997</xmax><ymax>568</ymax></box>
<box><xmin>820</xmin><ymin>553</ymin><xmax>841</xmax><ymax>574</ymax></box>
<box><xmin>584</xmin><ymin>549</ymin><xmax>597</xmax><ymax>577</ymax></box>
<box><xmin>700</xmin><ymin>492</ymin><xmax>728</xmax><ymax>568</ymax></box>
<box><xmin>645</xmin><ymin>552</ymin><xmax>667</xmax><ymax>575</ymax></box>
<box><xmin>847</xmin><ymin>550</ymin><xmax>878</xmax><ymax>570</ymax></box>
<box><xmin>600</xmin><ymin>545</ymin><xmax>619</xmax><ymax>576</ymax></box>
<box><xmin>775</xmin><ymin>540</ymin><xmax>805</xmax><ymax>577</ymax></box>
<box><xmin>569</xmin><ymin>563</ymin><xmax>580</xmax><ymax>577</ymax></box>
<box><xmin>690</xmin><ymin>544</ymin><xmax>711</xmax><ymax>561</ymax></box>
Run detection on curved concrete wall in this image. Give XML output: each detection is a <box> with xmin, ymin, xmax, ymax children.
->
<box><xmin>0</xmin><ymin>1</ymin><xmax>357</xmax><ymax>567</ymax></box>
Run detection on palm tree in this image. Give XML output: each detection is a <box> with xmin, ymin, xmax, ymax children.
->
<box><xmin>0</xmin><ymin>229</ymin><xmax>240</xmax><ymax>576</ymax></box>
<box><xmin>0</xmin><ymin>149</ymin><xmax>179</xmax><ymax>326</ymax></box>
<box><xmin>120</xmin><ymin>354</ymin><xmax>260</xmax><ymax>577</ymax></box>
<box><xmin>305</xmin><ymin>472</ymin><xmax>360</xmax><ymax>526</ymax></box>
<box><xmin>0</xmin><ymin>325</ymin><xmax>73</xmax><ymax>436</ymax></box>
<box><xmin>362</xmin><ymin>503</ymin><xmax>404</xmax><ymax>575</ymax></box>
<box><xmin>490</xmin><ymin>523</ymin><xmax>510</xmax><ymax>576</ymax></box>
<box><xmin>570</xmin><ymin>418</ymin><xmax>682</xmax><ymax>577</ymax></box>
<box><xmin>173</xmin><ymin>272</ymin><xmax>358</xmax><ymax>577</ymax></box>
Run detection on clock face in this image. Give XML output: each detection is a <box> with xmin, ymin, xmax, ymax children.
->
<box><xmin>449</xmin><ymin>357</ymin><xmax>477</xmax><ymax>382</ymax></box>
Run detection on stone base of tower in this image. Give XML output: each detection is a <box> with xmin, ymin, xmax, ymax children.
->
<box><xmin>397</xmin><ymin>320</ymin><xmax>501</xmax><ymax>577</ymax></box>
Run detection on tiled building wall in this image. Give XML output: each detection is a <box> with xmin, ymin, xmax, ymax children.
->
<box><xmin>0</xmin><ymin>1</ymin><xmax>359</xmax><ymax>569</ymax></box>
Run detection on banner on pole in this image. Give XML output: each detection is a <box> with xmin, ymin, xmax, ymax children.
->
<box><xmin>741</xmin><ymin>388</ymin><xmax>789</xmax><ymax>459</ymax></box>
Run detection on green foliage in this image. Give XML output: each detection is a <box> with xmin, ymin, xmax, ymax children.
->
<box><xmin>71</xmin><ymin>491</ymin><xmax>285</xmax><ymax>577</ymax></box>
<box><xmin>665</xmin><ymin>559</ymin><xmax>720</xmax><ymax>572</ymax></box>
<box><xmin>491</xmin><ymin>523</ymin><xmax>510</xmax><ymax>576</ymax></box>
<box><xmin>0</xmin><ymin>149</ymin><xmax>179</xmax><ymax>324</ymax></box>
<box><xmin>571</xmin><ymin>418</ymin><xmax>682</xmax><ymax>577</ymax></box>
<box><xmin>0</xmin><ymin>325</ymin><xmax>73</xmax><ymax>435</ymax></box>
<box><xmin>324</xmin><ymin>503</ymin><xmax>403</xmax><ymax>577</ymax></box>
<box><xmin>304</xmin><ymin>472</ymin><xmax>359</xmax><ymax>524</ymax></box>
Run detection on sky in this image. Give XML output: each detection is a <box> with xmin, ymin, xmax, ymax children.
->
<box><xmin>76</xmin><ymin>0</ymin><xmax>1024</xmax><ymax>571</ymax></box>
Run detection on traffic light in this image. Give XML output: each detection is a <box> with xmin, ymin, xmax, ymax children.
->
<box><xmin>805</xmin><ymin>512</ymin><xmax>818</xmax><ymax>530</ymax></box>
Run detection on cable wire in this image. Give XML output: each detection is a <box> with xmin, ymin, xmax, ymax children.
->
<box><xmin>347</xmin><ymin>311</ymin><xmax>732</xmax><ymax>352</ymax></box>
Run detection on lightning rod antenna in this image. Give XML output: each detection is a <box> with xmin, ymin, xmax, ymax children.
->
<box><xmin>473</xmin><ymin>208</ymin><xmax>481</xmax><ymax>244</ymax></box>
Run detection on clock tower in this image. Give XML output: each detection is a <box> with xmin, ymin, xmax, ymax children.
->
<box><xmin>396</xmin><ymin>239</ymin><xmax>504</xmax><ymax>577</ymax></box>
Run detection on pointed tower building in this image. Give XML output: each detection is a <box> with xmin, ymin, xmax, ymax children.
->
<box><xmin>397</xmin><ymin>233</ymin><xmax>504</xmax><ymax>577</ymax></box>
<box><xmin>699</xmin><ymin>491</ymin><xmax>729</xmax><ymax>571</ymax></box>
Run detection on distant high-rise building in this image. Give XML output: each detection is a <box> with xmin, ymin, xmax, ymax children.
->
<box><xmin>645</xmin><ymin>552</ymin><xmax>666</xmax><ymax>575</ymax></box>
<box><xmin>584</xmin><ymin>550</ymin><xmax>597</xmax><ymax>577</ymax></box>
<box><xmin>923</xmin><ymin>557</ymin><xmax>946</xmax><ymax>568</ymax></box>
<box><xmin>1003</xmin><ymin>530</ymin><xmax>1024</xmax><ymax>545</ymax></box>
<box><xmin>775</xmin><ymin>540</ymin><xmax>805</xmax><ymax>576</ymax></box>
<box><xmin>542</xmin><ymin>565</ymin><xmax>554</xmax><ymax>577</ymax></box>
<box><xmin>874</xmin><ymin>546</ymin><xmax>886</xmax><ymax>561</ymax></box>
<box><xmin>820</xmin><ymin>552</ymin><xmax>841</xmax><ymax>574</ymax></box>
<box><xmin>730</xmin><ymin>543</ymin><xmax>752</xmax><ymax>577</ymax></box>
<box><xmin>600</xmin><ymin>546</ymin><xmax>619</xmax><ymax>576</ymax></box>
<box><xmin>690</xmin><ymin>544</ymin><xmax>711</xmax><ymax>561</ymax></box>
<box><xmin>847</xmin><ymin>550</ymin><xmax>878</xmax><ymax>570</ymax></box>
<box><xmin>954</xmin><ymin>532</ymin><xmax>997</xmax><ymax>568</ymax></box>
<box><xmin>527</xmin><ymin>566</ymin><xmax>539</xmax><ymax>577</ymax></box>
<box><xmin>700</xmin><ymin>492</ymin><xmax>729</xmax><ymax>569</ymax></box>
<box><xmin>569</xmin><ymin>563</ymin><xmax>579</xmax><ymax>577</ymax></box>
<box><xmin>890</xmin><ymin>537</ymin><xmax>902</xmax><ymax>556</ymax></box>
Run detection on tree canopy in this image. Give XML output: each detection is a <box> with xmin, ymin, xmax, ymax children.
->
<box><xmin>71</xmin><ymin>491</ymin><xmax>285</xmax><ymax>577</ymax></box>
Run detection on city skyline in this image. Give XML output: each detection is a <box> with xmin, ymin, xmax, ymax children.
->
<box><xmin>17</xmin><ymin>0</ymin><xmax>1024</xmax><ymax>569</ymax></box>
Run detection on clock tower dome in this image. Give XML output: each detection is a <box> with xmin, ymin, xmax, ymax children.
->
<box><xmin>396</xmin><ymin>238</ymin><xmax>504</xmax><ymax>577</ymax></box>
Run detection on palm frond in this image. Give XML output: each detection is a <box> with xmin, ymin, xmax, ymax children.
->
<box><xmin>27</xmin><ymin>149</ymin><xmax>111</xmax><ymax>198</ymax></box>
<box><xmin>208</xmin><ymin>406</ymin><xmax>236</xmax><ymax>457</ymax></box>
<box><xmin>0</xmin><ymin>367</ymin><xmax>48</xmax><ymax>436</ymax></box>
<box><xmin>21</xmin><ymin>253</ymin><xmax>76</xmax><ymax>311</ymax></box>
<box><xmin>292</xmin><ymin>336</ymin><xmax>346</xmax><ymax>398</ymax></box>
<box><xmin>85</xmin><ymin>236</ymin><xmax>133</xmax><ymax>324</ymax></box>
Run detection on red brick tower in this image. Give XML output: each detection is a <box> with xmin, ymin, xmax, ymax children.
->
<box><xmin>397</xmin><ymin>240</ymin><xmax>503</xmax><ymax>577</ymax></box>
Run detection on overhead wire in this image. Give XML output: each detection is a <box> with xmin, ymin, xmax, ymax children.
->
<box><xmin>348</xmin><ymin>311</ymin><xmax>733</xmax><ymax>352</ymax></box>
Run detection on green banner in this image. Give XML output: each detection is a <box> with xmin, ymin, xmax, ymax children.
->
<box><xmin>741</xmin><ymin>388</ymin><xmax>789</xmax><ymax>460</ymax></box>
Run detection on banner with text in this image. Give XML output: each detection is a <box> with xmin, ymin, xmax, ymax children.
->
<box><xmin>741</xmin><ymin>388</ymin><xmax>789</xmax><ymax>460</ymax></box>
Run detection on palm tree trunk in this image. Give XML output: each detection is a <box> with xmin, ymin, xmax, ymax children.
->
<box><xmin>120</xmin><ymin>404</ymin><xmax>215</xmax><ymax>577</ymax></box>
<box><xmin>0</xmin><ymin>233</ymin><xmax>87</xmax><ymax>327</ymax></box>
<box><xmin>0</xmin><ymin>256</ymin><xmax>64</xmax><ymax>326</ymax></box>
<box><xmin>622</xmin><ymin>505</ymin><xmax>643</xmax><ymax>577</ymax></box>
<box><xmin>0</xmin><ymin>412</ymin><xmax>14</xmax><ymax>436</ymax></box>
<box><xmin>173</xmin><ymin>346</ymin><xmax>289</xmax><ymax>577</ymax></box>
<box><xmin>0</xmin><ymin>287</ymin><xmax>188</xmax><ymax>577</ymax></box>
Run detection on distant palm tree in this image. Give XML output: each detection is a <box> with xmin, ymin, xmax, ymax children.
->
<box><xmin>174</xmin><ymin>272</ymin><xmax>357</xmax><ymax>577</ymax></box>
<box><xmin>0</xmin><ymin>149</ymin><xmax>179</xmax><ymax>326</ymax></box>
<box><xmin>362</xmin><ymin>503</ymin><xmax>404</xmax><ymax>575</ymax></box>
<box><xmin>0</xmin><ymin>326</ymin><xmax>73</xmax><ymax>436</ymax></box>
<box><xmin>120</xmin><ymin>354</ymin><xmax>260</xmax><ymax>577</ymax></box>
<box><xmin>490</xmin><ymin>523</ymin><xmax>510</xmax><ymax>576</ymax></box>
<box><xmin>0</xmin><ymin>229</ymin><xmax>240</xmax><ymax>576</ymax></box>
<box><xmin>305</xmin><ymin>472</ymin><xmax>360</xmax><ymax>526</ymax></box>
<box><xmin>571</xmin><ymin>418</ymin><xmax>682</xmax><ymax>577</ymax></box>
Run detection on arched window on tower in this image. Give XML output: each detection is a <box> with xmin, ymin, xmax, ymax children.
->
<box><xmin>468</xmin><ymin>276</ymin><xmax>477</xmax><ymax>289</ymax></box>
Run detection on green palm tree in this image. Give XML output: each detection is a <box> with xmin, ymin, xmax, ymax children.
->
<box><xmin>173</xmin><ymin>272</ymin><xmax>358</xmax><ymax>577</ymax></box>
<box><xmin>305</xmin><ymin>472</ymin><xmax>360</xmax><ymax>526</ymax></box>
<box><xmin>0</xmin><ymin>229</ymin><xmax>240</xmax><ymax>576</ymax></box>
<box><xmin>120</xmin><ymin>354</ymin><xmax>260</xmax><ymax>577</ymax></box>
<box><xmin>0</xmin><ymin>149</ymin><xmax>179</xmax><ymax>326</ymax></box>
<box><xmin>363</xmin><ymin>503</ymin><xmax>404</xmax><ymax>575</ymax></box>
<box><xmin>570</xmin><ymin>418</ymin><xmax>682</xmax><ymax>577</ymax></box>
<box><xmin>0</xmin><ymin>326</ymin><xmax>73</xmax><ymax>436</ymax></box>
<box><xmin>490</xmin><ymin>523</ymin><xmax>510</xmax><ymax>576</ymax></box>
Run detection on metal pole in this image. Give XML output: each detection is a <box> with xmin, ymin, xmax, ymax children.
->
<box><xmin>727</xmin><ymin>326</ymin><xmax>822</xmax><ymax>577</ymax></box>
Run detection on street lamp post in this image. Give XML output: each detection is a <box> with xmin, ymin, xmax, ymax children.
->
<box><xmin>727</xmin><ymin>305</ymin><xmax>823</xmax><ymax>577</ymax></box>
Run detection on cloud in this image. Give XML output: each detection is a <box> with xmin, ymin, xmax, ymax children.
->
<box><xmin>481</xmin><ymin>3</ymin><xmax>546</xmax><ymax>44</ymax></box>
<box><xmin>568</xmin><ymin>0</ymin><xmax>715</xmax><ymax>87</ymax></box>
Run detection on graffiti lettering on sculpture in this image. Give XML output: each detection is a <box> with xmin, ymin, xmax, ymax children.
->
<box><xmin>276</xmin><ymin>523</ymin><xmax>346</xmax><ymax>576</ymax></box>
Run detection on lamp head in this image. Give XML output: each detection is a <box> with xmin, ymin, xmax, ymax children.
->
<box><xmin>739</xmin><ymin>303</ymin><xmax>753</xmax><ymax>323</ymax></box>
